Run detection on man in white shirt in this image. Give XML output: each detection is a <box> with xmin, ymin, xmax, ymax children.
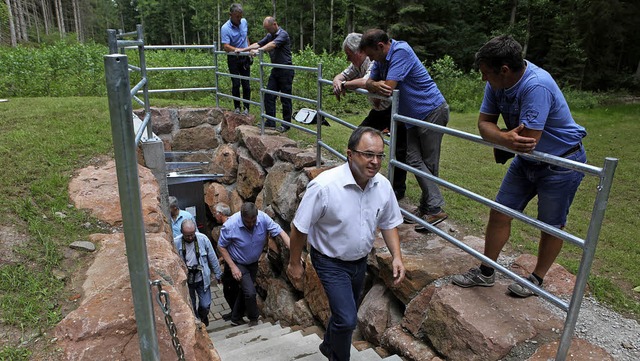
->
<box><xmin>287</xmin><ymin>127</ymin><xmax>406</xmax><ymax>361</ymax></box>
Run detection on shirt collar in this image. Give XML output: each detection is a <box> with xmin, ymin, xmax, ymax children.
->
<box><xmin>339</xmin><ymin>162</ymin><xmax>379</xmax><ymax>191</ymax></box>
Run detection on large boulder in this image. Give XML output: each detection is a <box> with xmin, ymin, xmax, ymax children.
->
<box><xmin>172</xmin><ymin>124</ymin><xmax>219</xmax><ymax>151</ymax></box>
<box><xmin>54</xmin><ymin>232</ymin><xmax>218</xmax><ymax>361</ymax></box>
<box><xmin>220</xmin><ymin>112</ymin><xmax>255</xmax><ymax>143</ymax></box>
<box><xmin>262</xmin><ymin>162</ymin><xmax>309</xmax><ymax>223</ymax></box>
<box><xmin>422</xmin><ymin>283</ymin><xmax>564</xmax><ymax>361</ymax></box>
<box><xmin>357</xmin><ymin>281</ymin><xmax>403</xmax><ymax>345</ymax></box>
<box><xmin>178</xmin><ymin>107</ymin><xmax>223</xmax><ymax>128</ymax></box>
<box><xmin>236</xmin><ymin>148</ymin><xmax>266</xmax><ymax>201</ymax></box>
<box><xmin>208</xmin><ymin>144</ymin><xmax>238</xmax><ymax>184</ymax></box>
<box><xmin>261</xmin><ymin>277</ymin><xmax>315</xmax><ymax>327</ymax></box>
<box><xmin>68</xmin><ymin>160</ymin><xmax>167</xmax><ymax>234</ymax></box>
<box><xmin>238</xmin><ymin>125</ymin><xmax>297</xmax><ymax>168</ymax></box>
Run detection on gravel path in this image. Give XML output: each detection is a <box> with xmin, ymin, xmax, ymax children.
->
<box><xmin>566</xmin><ymin>296</ymin><xmax>640</xmax><ymax>361</ymax></box>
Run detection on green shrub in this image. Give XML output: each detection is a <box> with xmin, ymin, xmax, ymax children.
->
<box><xmin>427</xmin><ymin>55</ymin><xmax>485</xmax><ymax>113</ymax></box>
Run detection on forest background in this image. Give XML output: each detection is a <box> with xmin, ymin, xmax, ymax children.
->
<box><xmin>2</xmin><ymin>0</ymin><xmax>640</xmax><ymax>93</ymax></box>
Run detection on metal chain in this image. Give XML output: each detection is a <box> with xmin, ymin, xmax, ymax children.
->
<box><xmin>152</xmin><ymin>280</ymin><xmax>186</xmax><ymax>361</ymax></box>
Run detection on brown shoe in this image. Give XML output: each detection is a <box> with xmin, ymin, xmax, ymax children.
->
<box><xmin>415</xmin><ymin>211</ymin><xmax>448</xmax><ymax>232</ymax></box>
<box><xmin>403</xmin><ymin>208</ymin><xmax>426</xmax><ymax>224</ymax></box>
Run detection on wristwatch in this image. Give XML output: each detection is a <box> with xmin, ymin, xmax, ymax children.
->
<box><xmin>341</xmin><ymin>80</ymin><xmax>346</xmax><ymax>88</ymax></box>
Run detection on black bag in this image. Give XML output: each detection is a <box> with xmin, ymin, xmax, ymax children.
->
<box><xmin>493</xmin><ymin>148</ymin><xmax>515</xmax><ymax>164</ymax></box>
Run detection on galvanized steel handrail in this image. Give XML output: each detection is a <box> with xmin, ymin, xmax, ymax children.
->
<box><xmin>104</xmin><ymin>24</ymin><xmax>618</xmax><ymax>361</ymax></box>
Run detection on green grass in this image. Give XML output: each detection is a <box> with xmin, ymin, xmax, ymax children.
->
<box><xmin>0</xmin><ymin>97</ymin><xmax>637</xmax><ymax>358</ymax></box>
<box><xmin>0</xmin><ymin>98</ymin><xmax>113</xmax><ymax>336</ymax></box>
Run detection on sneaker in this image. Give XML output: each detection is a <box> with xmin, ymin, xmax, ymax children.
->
<box><xmin>403</xmin><ymin>208</ymin><xmax>426</xmax><ymax>224</ymax></box>
<box><xmin>414</xmin><ymin>211</ymin><xmax>448</xmax><ymax>232</ymax></box>
<box><xmin>234</xmin><ymin>108</ymin><xmax>241</xmax><ymax>114</ymax></box>
<box><xmin>248</xmin><ymin>319</ymin><xmax>259</xmax><ymax>327</ymax></box>
<box><xmin>242</xmin><ymin>108</ymin><xmax>249</xmax><ymax>115</ymax></box>
<box><xmin>508</xmin><ymin>274</ymin><xmax>541</xmax><ymax>298</ymax></box>
<box><xmin>221</xmin><ymin>312</ymin><xmax>232</xmax><ymax>321</ymax></box>
<box><xmin>276</xmin><ymin>125</ymin><xmax>290</xmax><ymax>133</ymax></box>
<box><xmin>230</xmin><ymin>318</ymin><xmax>246</xmax><ymax>326</ymax></box>
<box><xmin>452</xmin><ymin>267</ymin><xmax>495</xmax><ymax>288</ymax></box>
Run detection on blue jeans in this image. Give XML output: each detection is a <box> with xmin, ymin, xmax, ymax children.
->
<box><xmin>311</xmin><ymin>248</ymin><xmax>367</xmax><ymax>361</ymax></box>
<box><xmin>188</xmin><ymin>280</ymin><xmax>211</xmax><ymax>324</ymax></box>
<box><xmin>496</xmin><ymin>145</ymin><xmax>587</xmax><ymax>227</ymax></box>
<box><xmin>264</xmin><ymin>69</ymin><xmax>294</xmax><ymax>128</ymax></box>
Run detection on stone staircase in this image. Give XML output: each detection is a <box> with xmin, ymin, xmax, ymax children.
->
<box><xmin>208</xmin><ymin>319</ymin><xmax>404</xmax><ymax>361</ymax></box>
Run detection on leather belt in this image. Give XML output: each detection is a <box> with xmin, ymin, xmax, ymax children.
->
<box><xmin>560</xmin><ymin>143</ymin><xmax>582</xmax><ymax>158</ymax></box>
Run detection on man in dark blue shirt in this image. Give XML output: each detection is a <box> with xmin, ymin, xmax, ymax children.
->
<box><xmin>237</xmin><ymin>16</ymin><xmax>294</xmax><ymax>132</ymax></box>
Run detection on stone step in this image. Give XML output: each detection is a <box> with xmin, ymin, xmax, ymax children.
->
<box><xmin>214</xmin><ymin>324</ymin><xmax>293</xmax><ymax>353</ymax></box>
<box><xmin>261</xmin><ymin>333</ymin><xmax>326</xmax><ymax>361</ymax></box>
<box><xmin>208</xmin><ymin>319</ymin><xmax>270</xmax><ymax>340</ymax></box>
<box><xmin>221</xmin><ymin>330</ymin><xmax>308</xmax><ymax>360</ymax></box>
<box><xmin>381</xmin><ymin>354</ymin><xmax>404</xmax><ymax>361</ymax></box>
<box><xmin>351</xmin><ymin>347</ymin><xmax>382</xmax><ymax>361</ymax></box>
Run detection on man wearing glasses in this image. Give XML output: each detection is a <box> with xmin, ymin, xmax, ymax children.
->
<box><xmin>287</xmin><ymin>127</ymin><xmax>406</xmax><ymax>361</ymax></box>
<box><xmin>360</xmin><ymin>29</ymin><xmax>450</xmax><ymax>231</ymax></box>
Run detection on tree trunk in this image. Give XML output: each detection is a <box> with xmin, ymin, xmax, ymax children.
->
<box><xmin>272</xmin><ymin>0</ymin><xmax>276</xmax><ymax>18</ymax></box>
<box><xmin>15</xmin><ymin>0</ymin><xmax>28</xmax><ymax>42</ymax></box>
<box><xmin>181</xmin><ymin>8</ymin><xmax>186</xmax><ymax>45</ymax></box>
<box><xmin>5</xmin><ymin>0</ymin><xmax>17</xmax><ymax>46</ymax></box>
<box><xmin>635</xmin><ymin>59</ymin><xmax>640</xmax><ymax>79</ymax></box>
<box><xmin>312</xmin><ymin>0</ymin><xmax>316</xmax><ymax>52</ymax></box>
<box><xmin>345</xmin><ymin>0</ymin><xmax>353</xmax><ymax>33</ymax></box>
<box><xmin>72</xmin><ymin>0</ymin><xmax>82</xmax><ymax>42</ymax></box>
<box><xmin>40</xmin><ymin>0</ymin><xmax>50</xmax><ymax>35</ymax></box>
<box><xmin>299</xmin><ymin>10</ymin><xmax>303</xmax><ymax>49</ymax></box>
<box><xmin>510</xmin><ymin>0</ymin><xmax>518</xmax><ymax>26</ymax></box>
<box><xmin>329</xmin><ymin>0</ymin><xmax>334</xmax><ymax>52</ymax></box>
<box><xmin>54</xmin><ymin>0</ymin><xmax>65</xmax><ymax>37</ymax></box>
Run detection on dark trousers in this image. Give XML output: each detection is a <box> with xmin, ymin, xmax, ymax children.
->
<box><xmin>228</xmin><ymin>55</ymin><xmax>251</xmax><ymax>110</ymax></box>
<box><xmin>222</xmin><ymin>264</ymin><xmax>243</xmax><ymax>316</ymax></box>
<box><xmin>360</xmin><ymin>107</ymin><xmax>407</xmax><ymax>195</ymax></box>
<box><xmin>264</xmin><ymin>69</ymin><xmax>294</xmax><ymax>128</ymax></box>
<box><xmin>311</xmin><ymin>247</ymin><xmax>367</xmax><ymax>361</ymax></box>
<box><xmin>231</xmin><ymin>262</ymin><xmax>259</xmax><ymax>322</ymax></box>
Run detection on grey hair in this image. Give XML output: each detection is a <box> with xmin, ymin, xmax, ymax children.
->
<box><xmin>168</xmin><ymin>196</ymin><xmax>178</xmax><ymax>208</ymax></box>
<box><xmin>342</xmin><ymin>33</ymin><xmax>362</xmax><ymax>53</ymax></box>
<box><xmin>215</xmin><ymin>203</ymin><xmax>231</xmax><ymax>216</ymax></box>
<box><xmin>230</xmin><ymin>3</ymin><xmax>243</xmax><ymax>14</ymax></box>
<box><xmin>181</xmin><ymin>219</ymin><xmax>196</xmax><ymax>232</ymax></box>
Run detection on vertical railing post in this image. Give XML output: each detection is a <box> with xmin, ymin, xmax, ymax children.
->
<box><xmin>555</xmin><ymin>157</ymin><xmax>618</xmax><ymax>360</ymax></box>
<box><xmin>135</xmin><ymin>24</ymin><xmax>153</xmax><ymax>141</ymax></box>
<box><xmin>104</xmin><ymin>54</ymin><xmax>160</xmax><ymax>361</ymax></box>
<box><xmin>315</xmin><ymin>63</ymin><xmax>323</xmax><ymax>166</ymax></box>
<box><xmin>107</xmin><ymin>29</ymin><xmax>118</xmax><ymax>54</ymax></box>
<box><xmin>387</xmin><ymin>90</ymin><xmax>400</xmax><ymax>187</ymax></box>
<box><xmin>213</xmin><ymin>45</ymin><xmax>220</xmax><ymax>108</ymax></box>
<box><xmin>258</xmin><ymin>51</ymin><xmax>266</xmax><ymax>134</ymax></box>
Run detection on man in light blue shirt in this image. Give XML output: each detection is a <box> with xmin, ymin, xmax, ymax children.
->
<box><xmin>218</xmin><ymin>202</ymin><xmax>290</xmax><ymax>326</ymax></box>
<box><xmin>221</xmin><ymin>3</ymin><xmax>251</xmax><ymax>114</ymax></box>
<box><xmin>174</xmin><ymin>220</ymin><xmax>222</xmax><ymax>327</ymax></box>
<box><xmin>169</xmin><ymin>196</ymin><xmax>195</xmax><ymax>238</ymax></box>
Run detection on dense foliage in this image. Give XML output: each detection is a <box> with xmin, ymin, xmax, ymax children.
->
<box><xmin>1</xmin><ymin>0</ymin><xmax>639</xmax><ymax>92</ymax></box>
<box><xmin>0</xmin><ymin>42</ymin><xmax>605</xmax><ymax>114</ymax></box>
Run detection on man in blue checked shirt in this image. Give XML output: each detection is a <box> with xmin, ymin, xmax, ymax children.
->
<box><xmin>218</xmin><ymin>202</ymin><xmax>290</xmax><ymax>326</ymax></box>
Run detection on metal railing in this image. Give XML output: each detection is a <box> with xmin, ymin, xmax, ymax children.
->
<box><xmin>104</xmin><ymin>24</ymin><xmax>618</xmax><ymax>361</ymax></box>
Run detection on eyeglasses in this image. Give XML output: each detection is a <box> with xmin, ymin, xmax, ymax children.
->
<box><xmin>352</xmin><ymin>149</ymin><xmax>386</xmax><ymax>160</ymax></box>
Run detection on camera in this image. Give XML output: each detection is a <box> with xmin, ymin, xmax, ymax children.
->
<box><xmin>187</xmin><ymin>265</ymin><xmax>203</xmax><ymax>285</ymax></box>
